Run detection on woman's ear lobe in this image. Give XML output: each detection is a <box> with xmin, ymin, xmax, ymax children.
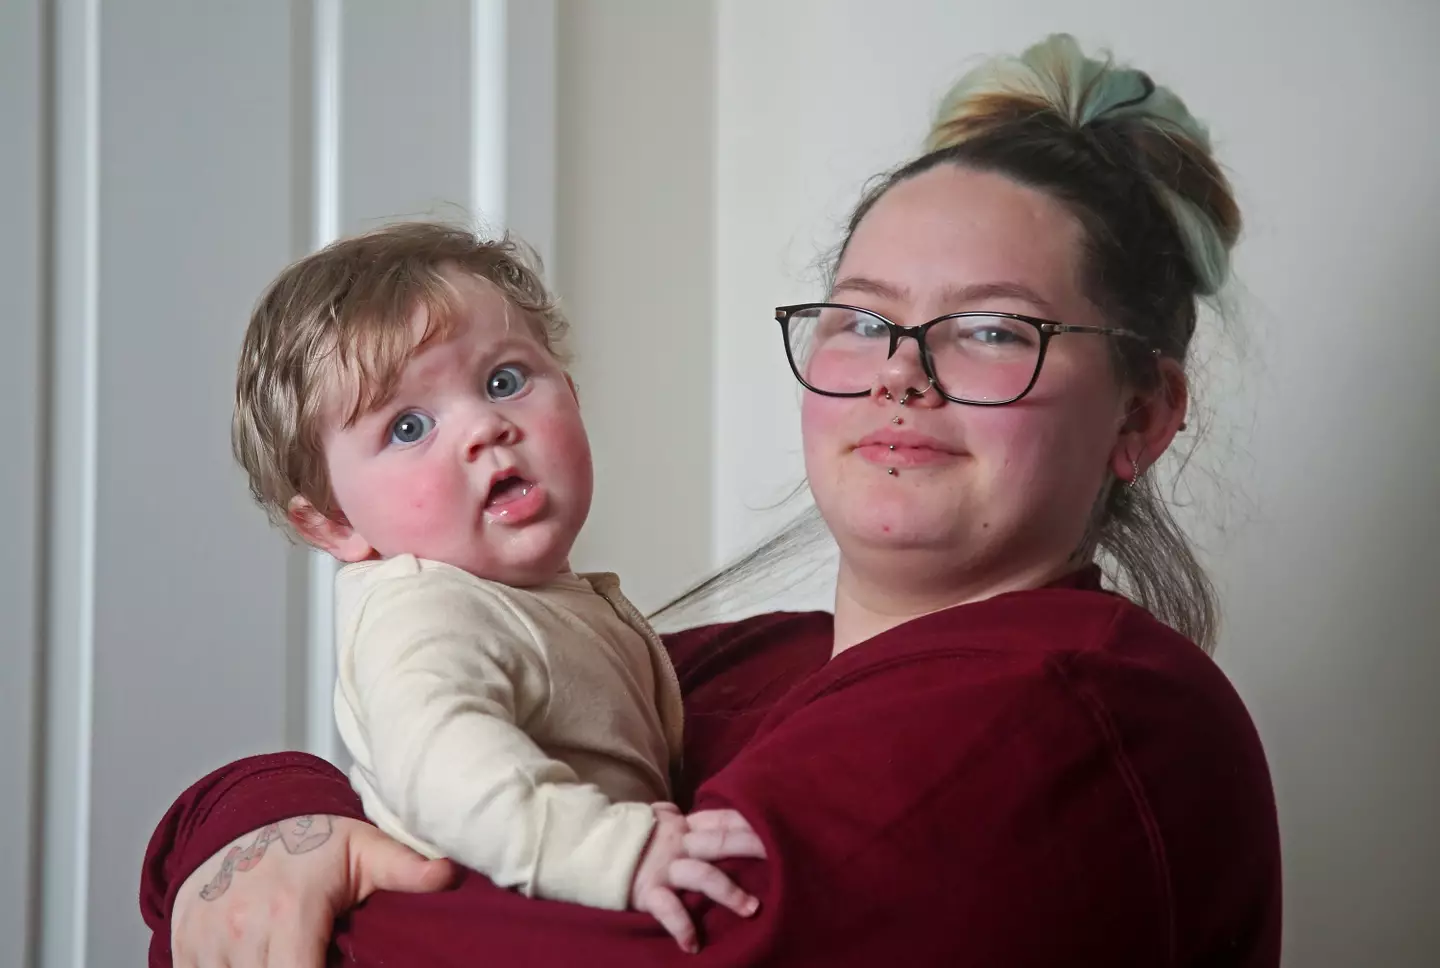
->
<box><xmin>287</xmin><ymin>496</ymin><xmax>377</xmax><ymax>563</ymax></box>
<box><xmin>1115</xmin><ymin>357</ymin><xmax>1189</xmax><ymax>474</ymax></box>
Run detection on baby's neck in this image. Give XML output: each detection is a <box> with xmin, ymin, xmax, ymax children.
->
<box><xmin>349</xmin><ymin>552</ymin><xmax>577</xmax><ymax>589</ymax></box>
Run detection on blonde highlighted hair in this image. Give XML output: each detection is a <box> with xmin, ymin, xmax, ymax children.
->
<box><xmin>233</xmin><ymin>220</ymin><xmax>568</xmax><ymax>532</ymax></box>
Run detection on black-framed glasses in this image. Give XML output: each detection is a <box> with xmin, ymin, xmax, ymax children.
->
<box><xmin>774</xmin><ymin>303</ymin><xmax>1152</xmax><ymax>406</ymax></box>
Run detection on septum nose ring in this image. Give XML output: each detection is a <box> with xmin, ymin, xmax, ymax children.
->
<box><xmin>898</xmin><ymin>379</ymin><xmax>935</xmax><ymax>407</ymax></box>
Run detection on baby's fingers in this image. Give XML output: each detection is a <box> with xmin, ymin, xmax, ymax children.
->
<box><xmin>639</xmin><ymin>885</ymin><xmax>700</xmax><ymax>954</ymax></box>
<box><xmin>669</xmin><ymin>857</ymin><xmax>760</xmax><ymax>919</ymax></box>
<box><xmin>684</xmin><ymin>809</ymin><xmax>766</xmax><ymax>860</ymax></box>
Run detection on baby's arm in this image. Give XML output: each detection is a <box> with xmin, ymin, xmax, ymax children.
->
<box><xmin>346</xmin><ymin>573</ymin><xmax>765</xmax><ymax>944</ymax></box>
<box><xmin>347</xmin><ymin>574</ymin><xmax>654</xmax><ymax>909</ymax></box>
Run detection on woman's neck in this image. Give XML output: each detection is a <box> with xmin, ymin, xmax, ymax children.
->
<box><xmin>830</xmin><ymin>552</ymin><xmax>1080</xmax><ymax>656</ymax></box>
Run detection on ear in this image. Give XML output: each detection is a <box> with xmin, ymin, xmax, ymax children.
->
<box><xmin>1110</xmin><ymin>357</ymin><xmax>1189</xmax><ymax>484</ymax></box>
<box><xmin>287</xmin><ymin>495</ymin><xmax>378</xmax><ymax>563</ymax></box>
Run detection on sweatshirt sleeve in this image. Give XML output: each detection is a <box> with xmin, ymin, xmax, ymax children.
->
<box><xmin>343</xmin><ymin>574</ymin><xmax>655</xmax><ymax>910</ymax></box>
<box><xmin>138</xmin><ymin>752</ymin><xmax>365</xmax><ymax>968</ymax></box>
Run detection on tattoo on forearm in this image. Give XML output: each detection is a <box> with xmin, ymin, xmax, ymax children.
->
<box><xmin>199</xmin><ymin>815</ymin><xmax>334</xmax><ymax>901</ymax></box>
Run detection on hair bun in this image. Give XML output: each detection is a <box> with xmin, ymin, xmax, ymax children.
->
<box><xmin>926</xmin><ymin>33</ymin><xmax>1239</xmax><ymax>296</ymax></box>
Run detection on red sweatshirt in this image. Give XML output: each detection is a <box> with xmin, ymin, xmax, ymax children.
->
<box><xmin>141</xmin><ymin>569</ymin><xmax>1282</xmax><ymax>966</ymax></box>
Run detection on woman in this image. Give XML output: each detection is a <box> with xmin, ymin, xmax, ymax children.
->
<box><xmin>142</xmin><ymin>35</ymin><xmax>1281</xmax><ymax>967</ymax></box>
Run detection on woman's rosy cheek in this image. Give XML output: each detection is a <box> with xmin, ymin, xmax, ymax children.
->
<box><xmin>799</xmin><ymin>395</ymin><xmax>848</xmax><ymax>449</ymax></box>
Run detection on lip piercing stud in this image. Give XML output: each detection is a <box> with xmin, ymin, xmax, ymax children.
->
<box><xmin>886</xmin><ymin>468</ymin><xmax>897</xmax><ymax>476</ymax></box>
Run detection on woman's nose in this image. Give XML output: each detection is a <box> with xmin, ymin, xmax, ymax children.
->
<box><xmin>875</xmin><ymin>338</ymin><xmax>941</xmax><ymax>408</ymax></box>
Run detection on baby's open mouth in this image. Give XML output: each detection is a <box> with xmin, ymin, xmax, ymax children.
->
<box><xmin>484</xmin><ymin>475</ymin><xmax>534</xmax><ymax>509</ymax></box>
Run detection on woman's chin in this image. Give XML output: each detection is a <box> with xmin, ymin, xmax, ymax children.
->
<box><xmin>837</xmin><ymin>506</ymin><xmax>967</xmax><ymax>552</ymax></box>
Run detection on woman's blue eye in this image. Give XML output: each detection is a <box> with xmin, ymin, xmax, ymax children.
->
<box><xmin>849</xmin><ymin>315</ymin><xmax>889</xmax><ymax>338</ymax></box>
<box><xmin>972</xmin><ymin>327</ymin><xmax>1017</xmax><ymax>344</ymax></box>
<box><xmin>955</xmin><ymin>319</ymin><xmax>1034</xmax><ymax>347</ymax></box>
<box><xmin>388</xmin><ymin>411</ymin><xmax>435</xmax><ymax>445</ymax></box>
<box><xmin>487</xmin><ymin>364</ymin><xmax>529</xmax><ymax>400</ymax></box>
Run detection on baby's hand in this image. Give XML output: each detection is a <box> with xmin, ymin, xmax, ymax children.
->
<box><xmin>630</xmin><ymin>804</ymin><xmax>765</xmax><ymax>953</ymax></box>
<box><xmin>682</xmin><ymin>808</ymin><xmax>767</xmax><ymax>866</ymax></box>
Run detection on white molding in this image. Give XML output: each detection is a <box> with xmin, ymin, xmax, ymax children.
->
<box><xmin>0</xmin><ymin>0</ymin><xmax>47</xmax><ymax>963</ymax></box>
<box><xmin>304</xmin><ymin>0</ymin><xmax>344</xmax><ymax>766</ymax></box>
<box><xmin>40</xmin><ymin>0</ymin><xmax>99</xmax><ymax>965</ymax></box>
<box><xmin>470</xmin><ymin>0</ymin><xmax>507</xmax><ymax>230</ymax></box>
<box><xmin>313</xmin><ymin>0</ymin><xmax>340</xmax><ymax>250</ymax></box>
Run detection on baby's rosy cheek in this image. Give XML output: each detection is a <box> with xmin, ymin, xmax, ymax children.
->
<box><xmin>401</xmin><ymin>476</ymin><xmax>452</xmax><ymax>518</ymax></box>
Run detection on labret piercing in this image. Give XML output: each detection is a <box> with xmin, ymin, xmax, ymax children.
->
<box><xmin>879</xmin><ymin>389</ymin><xmax>900</xmax><ymax>475</ymax></box>
<box><xmin>880</xmin><ymin>381</ymin><xmax>932</xmax><ymax>475</ymax></box>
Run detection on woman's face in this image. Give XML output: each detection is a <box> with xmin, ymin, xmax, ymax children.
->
<box><xmin>802</xmin><ymin>164</ymin><xmax>1159</xmax><ymax>589</ymax></box>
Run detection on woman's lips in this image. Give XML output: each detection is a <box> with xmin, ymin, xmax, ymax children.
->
<box><xmin>853</xmin><ymin>429</ymin><xmax>963</xmax><ymax>467</ymax></box>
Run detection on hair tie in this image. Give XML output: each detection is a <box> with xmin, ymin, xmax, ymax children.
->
<box><xmin>1101</xmin><ymin>71</ymin><xmax>1155</xmax><ymax>119</ymax></box>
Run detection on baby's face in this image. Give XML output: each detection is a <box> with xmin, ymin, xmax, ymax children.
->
<box><xmin>317</xmin><ymin>269</ymin><xmax>592</xmax><ymax>586</ymax></box>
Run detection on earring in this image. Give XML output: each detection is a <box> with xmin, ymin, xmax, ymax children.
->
<box><xmin>1127</xmin><ymin>453</ymin><xmax>1143</xmax><ymax>489</ymax></box>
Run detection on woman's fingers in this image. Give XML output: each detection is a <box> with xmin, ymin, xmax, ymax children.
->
<box><xmin>348</xmin><ymin>823</ymin><xmax>457</xmax><ymax>901</ymax></box>
<box><xmin>668</xmin><ymin>857</ymin><xmax>760</xmax><ymax>919</ymax></box>
<box><xmin>640</xmin><ymin>885</ymin><xmax>700</xmax><ymax>954</ymax></box>
<box><xmin>683</xmin><ymin>809</ymin><xmax>766</xmax><ymax>860</ymax></box>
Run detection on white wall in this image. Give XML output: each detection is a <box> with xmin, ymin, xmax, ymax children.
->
<box><xmin>557</xmin><ymin>1</ymin><xmax>716</xmax><ymax>611</ymax></box>
<box><xmin>713</xmin><ymin>1</ymin><xmax>1440</xmax><ymax>965</ymax></box>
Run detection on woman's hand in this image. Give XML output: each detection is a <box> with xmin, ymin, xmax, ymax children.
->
<box><xmin>170</xmin><ymin>815</ymin><xmax>455</xmax><ymax>968</ymax></box>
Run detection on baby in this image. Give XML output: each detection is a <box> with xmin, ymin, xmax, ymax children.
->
<box><xmin>231</xmin><ymin>221</ymin><xmax>762</xmax><ymax>951</ymax></box>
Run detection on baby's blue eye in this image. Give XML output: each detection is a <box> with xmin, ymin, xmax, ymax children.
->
<box><xmin>487</xmin><ymin>365</ymin><xmax>528</xmax><ymax>400</ymax></box>
<box><xmin>389</xmin><ymin>411</ymin><xmax>435</xmax><ymax>445</ymax></box>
